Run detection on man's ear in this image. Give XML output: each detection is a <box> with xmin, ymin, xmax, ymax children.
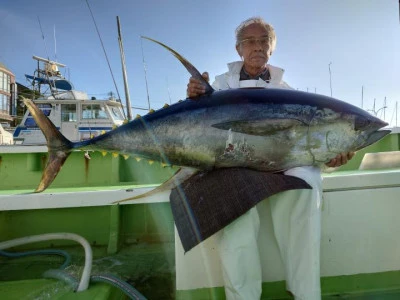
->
<box><xmin>236</xmin><ymin>44</ymin><xmax>242</xmax><ymax>57</ymax></box>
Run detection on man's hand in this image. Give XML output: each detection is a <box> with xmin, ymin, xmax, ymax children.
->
<box><xmin>186</xmin><ymin>72</ymin><xmax>209</xmax><ymax>98</ymax></box>
<box><xmin>326</xmin><ymin>152</ymin><xmax>355</xmax><ymax>168</ymax></box>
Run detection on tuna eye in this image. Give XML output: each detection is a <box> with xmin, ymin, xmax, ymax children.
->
<box><xmin>354</xmin><ymin>117</ymin><xmax>371</xmax><ymax>131</ymax></box>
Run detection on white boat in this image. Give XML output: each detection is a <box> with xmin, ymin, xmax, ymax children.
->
<box><xmin>12</xmin><ymin>55</ymin><xmax>126</xmax><ymax>145</ymax></box>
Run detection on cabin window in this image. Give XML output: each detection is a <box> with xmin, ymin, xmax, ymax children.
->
<box><xmin>81</xmin><ymin>104</ymin><xmax>108</xmax><ymax>119</ymax></box>
<box><xmin>110</xmin><ymin>107</ymin><xmax>124</xmax><ymax>121</ymax></box>
<box><xmin>24</xmin><ymin>104</ymin><xmax>52</xmax><ymax>127</ymax></box>
<box><xmin>61</xmin><ymin>104</ymin><xmax>77</xmax><ymax>122</ymax></box>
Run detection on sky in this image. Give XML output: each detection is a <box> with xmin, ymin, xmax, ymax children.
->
<box><xmin>1</xmin><ymin>0</ymin><xmax>399</xmax><ymax>126</ymax></box>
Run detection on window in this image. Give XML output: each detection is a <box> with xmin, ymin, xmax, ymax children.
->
<box><xmin>6</xmin><ymin>74</ymin><xmax>10</xmax><ymax>93</ymax></box>
<box><xmin>24</xmin><ymin>104</ymin><xmax>52</xmax><ymax>127</ymax></box>
<box><xmin>82</xmin><ymin>104</ymin><xmax>108</xmax><ymax>119</ymax></box>
<box><xmin>110</xmin><ymin>106</ymin><xmax>124</xmax><ymax>121</ymax></box>
<box><xmin>0</xmin><ymin>72</ymin><xmax>3</xmax><ymax>91</ymax></box>
<box><xmin>0</xmin><ymin>73</ymin><xmax>10</xmax><ymax>92</ymax></box>
<box><xmin>61</xmin><ymin>104</ymin><xmax>76</xmax><ymax>122</ymax></box>
<box><xmin>0</xmin><ymin>94</ymin><xmax>5</xmax><ymax>112</ymax></box>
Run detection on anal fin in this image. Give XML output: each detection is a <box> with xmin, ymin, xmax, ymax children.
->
<box><xmin>113</xmin><ymin>167</ymin><xmax>198</xmax><ymax>204</ymax></box>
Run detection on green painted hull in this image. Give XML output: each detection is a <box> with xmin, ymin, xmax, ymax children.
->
<box><xmin>0</xmin><ymin>130</ymin><xmax>400</xmax><ymax>299</ymax></box>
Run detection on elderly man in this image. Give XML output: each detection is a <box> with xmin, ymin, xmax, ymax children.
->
<box><xmin>187</xmin><ymin>17</ymin><xmax>353</xmax><ymax>300</ymax></box>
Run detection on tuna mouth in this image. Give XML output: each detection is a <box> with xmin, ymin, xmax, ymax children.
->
<box><xmin>352</xmin><ymin>114</ymin><xmax>390</xmax><ymax>151</ymax></box>
<box><xmin>353</xmin><ymin>129</ymin><xmax>391</xmax><ymax>151</ymax></box>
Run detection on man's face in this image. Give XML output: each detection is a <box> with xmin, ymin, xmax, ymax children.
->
<box><xmin>236</xmin><ymin>23</ymin><xmax>273</xmax><ymax>70</ymax></box>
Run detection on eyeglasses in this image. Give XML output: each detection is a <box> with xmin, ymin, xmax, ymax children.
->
<box><xmin>239</xmin><ymin>37</ymin><xmax>271</xmax><ymax>47</ymax></box>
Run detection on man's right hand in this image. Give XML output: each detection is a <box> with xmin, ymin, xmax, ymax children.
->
<box><xmin>186</xmin><ymin>72</ymin><xmax>209</xmax><ymax>98</ymax></box>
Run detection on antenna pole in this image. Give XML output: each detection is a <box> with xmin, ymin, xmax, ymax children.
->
<box><xmin>117</xmin><ymin>16</ymin><xmax>132</xmax><ymax>120</ymax></box>
<box><xmin>383</xmin><ymin>96</ymin><xmax>386</xmax><ymax>120</ymax></box>
<box><xmin>37</xmin><ymin>16</ymin><xmax>50</xmax><ymax>60</ymax></box>
<box><xmin>141</xmin><ymin>38</ymin><xmax>151</xmax><ymax>110</ymax></box>
<box><xmin>85</xmin><ymin>0</ymin><xmax>122</xmax><ymax>105</ymax></box>
<box><xmin>328</xmin><ymin>62</ymin><xmax>333</xmax><ymax>97</ymax></box>
<box><xmin>373</xmin><ymin>98</ymin><xmax>376</xmax><ymax>115</ymax></box>
<box><xmin>166</xmin><ymin>77</ymin><xmax>172</xmax><ymax>104</ymax></box>
<box><xmin>361</xmin><ymin>85</ymin><xmax>363</xmax><ymax>109</ymax></box>
<box><xmin>54</xmin><ymin>25</ymin><xmax>57</xmax><ymax>61</ymax></box>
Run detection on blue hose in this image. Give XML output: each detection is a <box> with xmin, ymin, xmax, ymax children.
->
<box><xmin>43</xmin><ymin>269</ymin><xmax>147</xmax><ymax>299</ymax></box>
<box><xmin>43</xmin><ymin>269</ymin><xmax>79</xmax><ymax>290</ymax></box>
<box><xmin>1</xmin><ymin>249</ymin><xmax>147</xmax><ymax>299</ymax></box>
<box><xmin>0</xmin><ymin>249</ymin><xmax>71</xmax><ymax>269</ymax></box>
<box><xmin>91</xmin><ymin>273</ymin><xmax>147</xmax><ymax>300</ymax></box>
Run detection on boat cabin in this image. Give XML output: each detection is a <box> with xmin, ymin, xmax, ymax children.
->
<box><xmin>13</xmin><ymin>56</ymin><xmax>125</xmax><ymax>145</ymax></box>
<box><xmin>13</xmin><ymin>98</ymin><xmax>125</xmax><ymax>145</ymax></box>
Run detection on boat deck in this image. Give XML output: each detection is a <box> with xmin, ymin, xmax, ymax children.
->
<box><xmin>2</xmin><ymin>242</ymin><xmax>400</xmax><ymax>299</ymax></box>
<box><xmin>0</xmin><ymin>243</ymin><xmax>175</xmax><ymax>299</ymax></box>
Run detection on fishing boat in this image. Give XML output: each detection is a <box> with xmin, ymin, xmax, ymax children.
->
<box><xmin>2</xmin><ymin>23</ymin><xmax>400</xmax><ymax>299</ymax></box>
<box><xmin>12</xmin><ymin>55</ymin><xmax>126</xmax><ymax>145</ymax></box>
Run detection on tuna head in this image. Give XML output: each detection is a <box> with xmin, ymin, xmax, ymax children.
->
<box><xmin>352</xmin><ymin>113</ymin><xmax>390</xmax><ymax>151</ymax></box>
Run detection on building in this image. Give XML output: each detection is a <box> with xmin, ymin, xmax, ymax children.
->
<box><xmin>0</xmin><ymin>62</ymin><xmax>17</xmax><ymax>124</ymax></box>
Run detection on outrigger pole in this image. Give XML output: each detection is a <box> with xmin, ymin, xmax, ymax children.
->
<box><xmin>117</xmin><ymin>16</ymin><xmax>133</xmax><ymax>121</ymax></box>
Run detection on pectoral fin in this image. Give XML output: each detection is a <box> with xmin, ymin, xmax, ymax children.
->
<box><xmin>212</xmin><ymin>118</ymin><xmax>303</xmax><ymax>136</ymax></box>
<box><xmin>113</xmin><ymin>167</ymin><xmax>198</xmax><ymax>204</ymax></box>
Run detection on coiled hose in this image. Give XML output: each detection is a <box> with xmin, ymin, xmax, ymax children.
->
<box><xmin>43</xmin><ymin>269</ymin><xmax>147</xmax><ymax>300</ymax></box>
<box><xmin>0</xmin><ymin>233</ymin><xmax>92</xmax><ymax>291</ymax></box>
<box><xmin>0</xmin><ymin>249</ymin><xmax>71</xmax><ymax>270</ymax></box>
<box><xmin>0</xmin><ymin>233</ymin><xmax>147</xmax><ymax>299</ymax></box>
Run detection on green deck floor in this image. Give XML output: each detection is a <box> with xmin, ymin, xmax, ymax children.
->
<box><xmin>3</xmin><ymin>241</ymin><xmax>400</xmax><ymax>299</ymax></box>
<box><xmin>0</xmin><ymin>242</ymin><xmax>175</xmax><ymax>299</ymax></box>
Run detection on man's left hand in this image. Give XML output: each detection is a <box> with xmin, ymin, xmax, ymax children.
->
<box><xmin>326</xmin><ymin>152</ymin><xmax>355</xmax><ymax>168</ymax></box>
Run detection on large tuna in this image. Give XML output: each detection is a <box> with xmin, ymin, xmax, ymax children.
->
<box><xmin>24</xmin><ymin>37</ymin><xmax>390</xmax><ymax>197</ymax></box>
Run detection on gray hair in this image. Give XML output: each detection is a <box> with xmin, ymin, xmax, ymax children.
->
<box><xmin>235</xmin><ymin>17</ymin><xmax>277</xmax><ymax>53</ymax></box>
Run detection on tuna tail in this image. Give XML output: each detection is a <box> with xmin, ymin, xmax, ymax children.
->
<box><xmin>141</xmin><ymin>36</ymin><xmax>214</xmax><ymax>95</ymax></box>
<box><xmin>23</xmin><ymin>98</ymin><xmax>73</xmax><ymax>192</ymax></box>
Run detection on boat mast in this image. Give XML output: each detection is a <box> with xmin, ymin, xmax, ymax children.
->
<box><xmin>116</xmin><ymin>16</ymin><xmax>133</xmax><ymax>121</ymax></box>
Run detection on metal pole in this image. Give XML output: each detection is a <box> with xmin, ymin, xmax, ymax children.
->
<box><xmin>383</xmin><ymin>96</ymin><xmax>386</xmax><ymax>121</ymax></box>
<box><xmin>328</xmin><ymin>62</ymin><xmax>332</xmax><ymax>97</ymax></box>
<box><xmin>361</xmin><ymin>86</ymin><xmax>363</xmax><ymax>109</ymax></box>
<box><xmin>141</xmin><ymin>38</ymin><xmax>151</xmax><ymax>110</ymax></box>
<box><xmin>166</xmin><ymin>77</ymin><xmax>172</xmax><ymax>104</ymax></box>
<box><xmin>117</xmin><ymin>16</ymin><xmax>132</xmax><ymax>120</ymax></box>
<box><xmin>373</xmin><ymin>98</ymin><xmax>376</xmax><ymax>115</ymax></box>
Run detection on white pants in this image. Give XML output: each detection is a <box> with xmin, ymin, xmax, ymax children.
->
<box><xmin>218</xmin><ymin>166</ymin><xmax>323</xmax><ymax>300</ymax></box>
